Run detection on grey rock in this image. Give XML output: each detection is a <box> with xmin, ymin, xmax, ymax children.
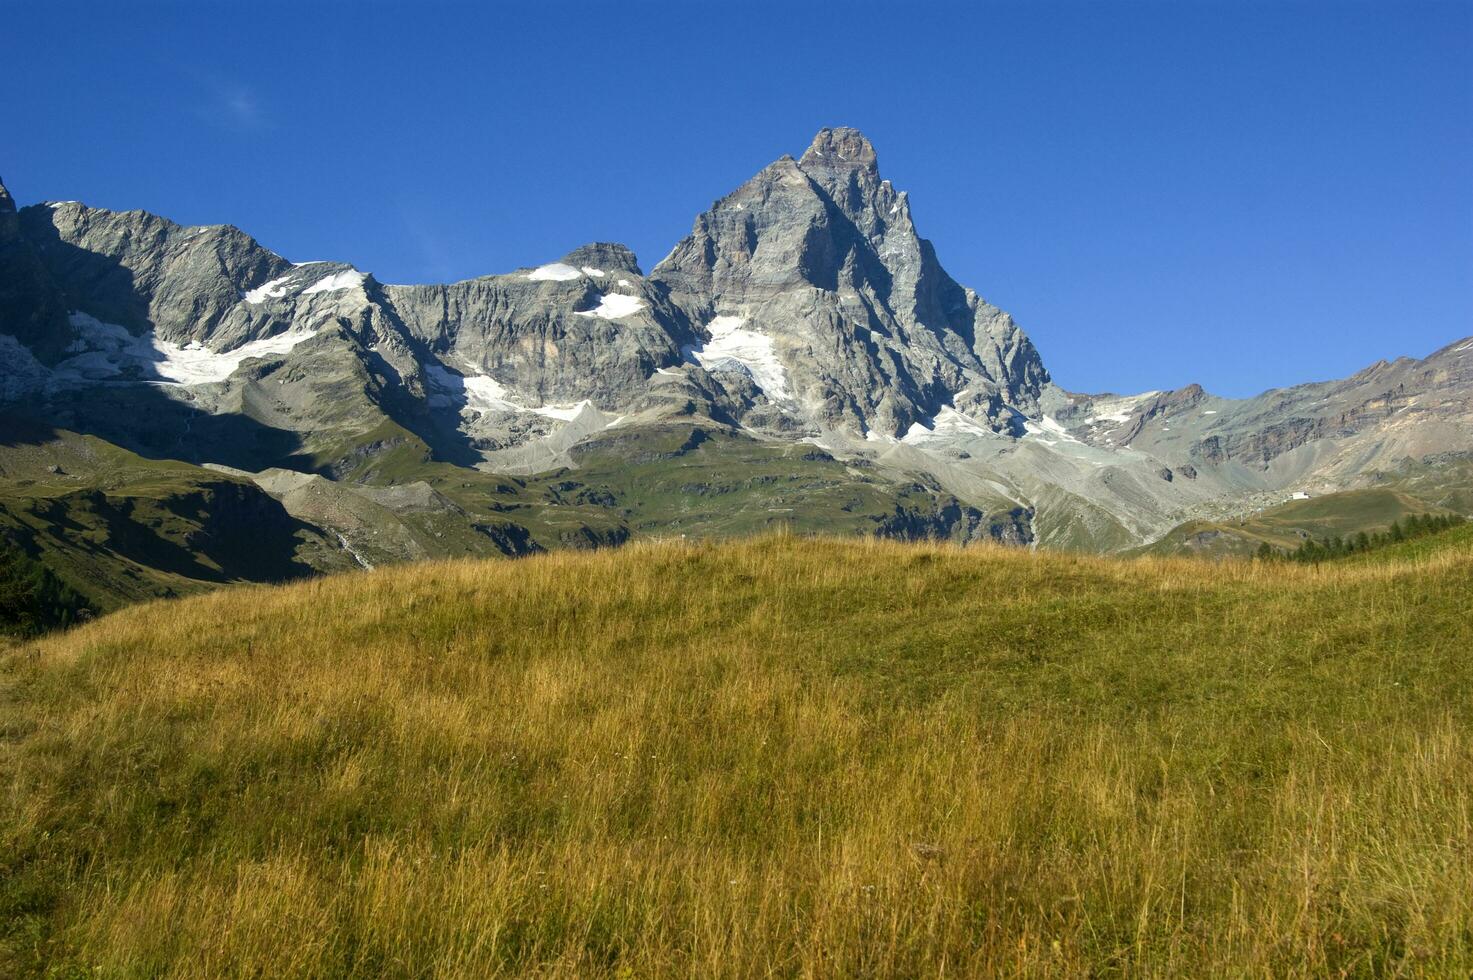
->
<box><xmin>650</xmin><ymin>127</ymin><xmax>1049</xmax><ymax>437</ymax></box>
<box><xmin>382</xmin><ymin>244</ymin><xmax>691</xmax><ymax>413</ymax></box>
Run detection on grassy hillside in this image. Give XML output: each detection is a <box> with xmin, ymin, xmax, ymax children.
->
<box><xmin>564</xmin><ymin>424</ymin><xmax>1027</xmax><ymax>542</ymax></box>
<box><xmin>1360</xmin><ymin>452</ymin><xmax>1473</xmax><ymax>517</ymax></box>
<box><xmin>3</xmin><ymin>536</ymin><xmax>1471</xmax><ymax>976</ymax></box>
<box><xmin>0</xmin><ymin>538</ymin><xmax>89</xmax><ymax>636</ymax></box>
<box><xmin>1346</xmin><ymin>519</ymin><xmax>1473</xmax><ymax>565</ymax></box>
<box><xmin>2</xmin><ymin>419</ymin><xmax>1034</xmax><ymax>613</ymax></box>
<box><xmin>1141</xmin><ymin>487</ymin><xmax>1453</xmax><ymax>558</ymax></box>
<box><xmin>0</xmin><ymin>421</ymin><xmax>332</xmax><ymax>609</ymax></box>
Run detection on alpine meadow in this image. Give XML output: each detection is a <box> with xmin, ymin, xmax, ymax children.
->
<box><xmin>3</xmin><ymin>1</ymin><xmax>1472</xmax><ymax>976</ymax></box>
<box><xmin>4</xmin><ymin>531</ymin><xmax>1473</xmax><ymax>975</ymax></box>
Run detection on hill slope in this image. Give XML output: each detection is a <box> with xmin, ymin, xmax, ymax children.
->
<box><xmin>1138</xmin><ymin>486</ymin><xmax>1457</xmax><ymax>558</ymax></box>
<box><xmin>3</xmin><ymin>537</ymin><xmax>1471</xmax><ymax>976</ymax></box>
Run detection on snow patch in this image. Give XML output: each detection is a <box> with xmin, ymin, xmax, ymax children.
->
<box><xmin>52</xmin><ymin>312</ymin><xmax>316</xmax><ymax>387</ymax></box>
<box><xmin>532</xmin><ymin>400</ymin><xmax>594</xmax><ymax>422</ymax></box>
<box><xmin>301</xmin><ymin>269</ymin><xmax>366</xmax><ymax>294</ymax></box>
<box><xmin>525</xmin><ymin>262</ymin><xmax>581</xmax><ymax>282</ymax></box>
<box><xmin>1084</xmin><ymin>390</ymin><xmax>1160</xmax><ymax>425</ymax></box>
<box><xmin>682</xmin><ymin>315</ymin><xmax>790</xmax><ymax>401</ymax></box>
<box><xmin>427</xmin><ymin>364</ymin><xmax>595</xmax><ymax>422</ymax></box>
<box><xmin>242</xmin><ymin>273</ymin><xmax>296</xmax><ymax>304</ymax></box>
<box><xmin>427</xmin><ymin>365</ymin><xmax>520</xmax><ymax>413</ymax></box>
<box><xmin>901</xmin><ymin>406</ymin><xmax>995</xmax><ymax>445</ymax></box>
<box><xmin>617</xmin><ymin>278</ymin><xmax>631</xmax><ymax>287</ymax></box>
<box><xmin>575</xmin><ymin>293</ymin><xmax>646</xmax><ymax>320</ymax></box>
<box><xmin>1202</xmin><ymin>410</ymin><xmax>1218</xmax><ymax>415</ymax></box>
<box><xmin>1454</xmin><ymin>340</ymin><xmax>1473</xmax><ymax>353</ymax></box>
<box><xmin>581</xmin><ymin>266</ymin><xmax>606</xmax><ymax>278</ymax></box>
<box><xmin>1023</xmin><ymin>415</ymin><xmax>1083</xmax><ymax>447</ymax></box>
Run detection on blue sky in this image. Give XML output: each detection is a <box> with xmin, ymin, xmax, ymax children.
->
<box><xmin>5</xmin><ymin>0</ymin><xmax>1470</xmax><ymax>397</ymax></box>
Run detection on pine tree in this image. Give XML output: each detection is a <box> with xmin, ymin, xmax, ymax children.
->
<box><xmin>0</xmin><ymin>540</ymin><xmax>89</xmax><ymax>637</ymax></box>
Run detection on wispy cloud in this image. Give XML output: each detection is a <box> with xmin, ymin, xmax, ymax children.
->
<box><xmin>187</xmin><ymin>73</ymin><xmax>270</xmax><ymax>132</ymax></box>
<box><xmin>221</xmin><ymin>86</ymin><xmax>264</xmax><ymax>129</ymax></box>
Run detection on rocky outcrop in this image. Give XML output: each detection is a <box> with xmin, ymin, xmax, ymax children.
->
<box><xmin>381</xmin><ymin>244</ymin><xmax>692</xmax><ymax>410</ymax></box>
<box><xmin>650</xmin><ymin>127</ymin><xmax>1049</xmax><ymax>438</ymax></box>
<box><xmin>0</xmin><ymin>178</ymin><xmax>71</xmax><ymax>361</ymax></box>
<box><xmin>1</xmin><ymin>131</ymin><xmax>1054</xmax><ymax>462</ymax></box>
<box><xmin>19</xmin><ymin>202</ymin><xmax>294</xmax><ymax>349</ymax></box>
<box><xmin>872</xmin><ymin>497</ymin><xmax>1034</xmax><ymax>546</ymax></box>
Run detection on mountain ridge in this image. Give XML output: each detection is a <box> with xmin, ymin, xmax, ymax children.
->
<box><xmin>1</xmin><ymin>130</ymin><xmax>1469</xmax><ymax>595</ymax></box>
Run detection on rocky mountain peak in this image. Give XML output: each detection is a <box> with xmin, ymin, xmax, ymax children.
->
<box><xmin>560</xmin><ymin>242</ymin><xmax>642</xmax><ymax>276</ymax></box>
<box><xmin>0</xmin><ymin>176</ymin><xmax>15</xmax><ymax>215</ymax></box>
<box><xmin>650</xmin><ymin>128</ymin><xmax>1050</xmax><ymax>437</ymax></box>
<box><xmin>799</xmin><ymin>128</ymin><xmax>879</xmax><ymax>175</ymax></box>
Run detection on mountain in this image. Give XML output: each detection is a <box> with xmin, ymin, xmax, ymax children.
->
<box><xmin>651</xmin><ymin>128</ymin><xmax>1048</xmax><ymax>438</ymax></box>
<box><xmin>0</xmin><ymin>130</ymin><xmax>1469</xmax><ymax>604</ymax></box>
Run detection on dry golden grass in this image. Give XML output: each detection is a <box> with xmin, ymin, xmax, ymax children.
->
<box><xmin>3</xmin><ymin>534</ymin><xmax>1472</xmax><ymax>977</ymax></box>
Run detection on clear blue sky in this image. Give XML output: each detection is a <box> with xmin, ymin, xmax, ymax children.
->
<box><xmin>5</xmin><ymin>1</ymin><xmax>1470</xmax><ymax>398</ymax></box>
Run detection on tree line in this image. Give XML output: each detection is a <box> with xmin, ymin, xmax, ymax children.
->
<box><xmin>1255</xmin><ymin>512</ymin><xmax>1467</xmax><ymax>563</ymax></box>
<box><xmin>0</xmin><ymin>538</ymin><xmax>91</xmax><ymax>637</ymax></box>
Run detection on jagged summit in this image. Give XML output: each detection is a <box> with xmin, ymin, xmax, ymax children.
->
<box><xmin>799</xmin><ymin>127</ymin><xmax>879</xmax><ymax>173</ymax></box>
<box><xmin>560</xmin><ymin>242</ymin><xmax>642</xmax><ymax>276</ymax></box>
<box><xmin>651</xmin><ymin>127</ymin><xmax>1048</xmax><ymax>436</ymax></box>
<box><xmin>0</xmin><ymin>176</ymin><xmax>15</xmax><ymax>214</ymax></box>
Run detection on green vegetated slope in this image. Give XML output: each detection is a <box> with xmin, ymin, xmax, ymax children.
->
<box><xmin>1344</xmin><ymin>519</ymin><xmax>1473</xmax><ymax>565</ymax></box>
<box><xmin>0</xmin><ymin>538</ymin><xmax>89</xmax><ymax>636</ymax></box>
<box><xmin>1</xmin><ymin>419</ymin><xmax>1028</xmax><ymax>612</ymax></box>
<box><xmin>562</xmin><ymin>424</ymin><xmax>1026</xmax><ymax>542</ymax></box>
<box><xmin>3</xmin><ymin>535</ymin><xmax>1471</xmax><ymax>977</ymax></box>
<box><xmin>1141</xmin><ymin>486</ymin><xmax>1457</xmax><ymax>558</ymax></box>
<box><xmin>1361</xmin><ymin>452</ymin><xmax>1473</xmax><ymax>516</ymax></box>
<box><xmin>0</xmin><ymin>420</ymin><xmax>331</xmax><ymax>610</ymax></box>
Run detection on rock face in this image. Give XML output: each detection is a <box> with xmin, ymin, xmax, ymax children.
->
<box><xmin>382</xmin><ymin>243</ymin><xmax>692</xmax><ymax>411</ymax></box>
<box><xmin>0</xmin><ymin>177</ymin><xmax>71</xmax><ymax>361</ymax></box>
<box><xmin>0</xmin><ymin>130</ymin><xmax>1469</xmax><ymax>561</ymax></box>
<box><xmin>0</xmin><ymin>129</ymin><xmax>1059</xmax><ymax>479</ymax></box>
<box><xmin>651</xmin><ymin>127</ymin><xmax>1049</xmax><ymax>437</ymax></box>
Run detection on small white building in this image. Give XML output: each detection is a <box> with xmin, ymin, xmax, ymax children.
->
<box><xmin>1289</xmin><ymin>491</ymin><xmax>1312</xmax><ymax>501</ymax></box>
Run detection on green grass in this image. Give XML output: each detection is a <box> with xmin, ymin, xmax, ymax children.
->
<box><xmin>1143</xmin><ymin>487</ymin><xmax>1456</xmax><ymax>558</ymax></box>
<box><xmin>1345</xmin><ymin>520</ymin><xmax>1473</xmax><ymax>565</ymax></box>
<box><xmin>3</xmin><ymin>534</ymin><xmax>1471</xmax><ymax>976</ymax></box>
<box><xmin>0</xmin><ymin>425</ymin><xmax>319</xmax><ymax>610</ymax></box>
<box><xmin>566</xmin><ymin>423</ymin><xmax>1024</xmax><ymax>541</ymax></box>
